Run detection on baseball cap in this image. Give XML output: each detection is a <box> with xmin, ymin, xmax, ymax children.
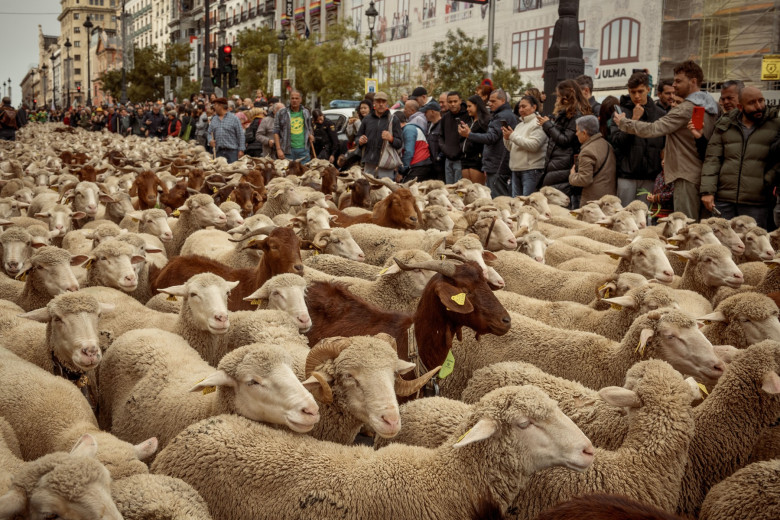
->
<box><xmin>411</xmin><ymin>86</ymin><xmax>428</xmax><ymax>98</ymax></box>
<box><xmin>374</xmin><ymin>91</ymin><xmax>389</xmax><ymax>101</ymax></box>
<box><xmin>421</xmin><ymin>100</ymin><xmax>441</xmax><ymax>112</ymax></box>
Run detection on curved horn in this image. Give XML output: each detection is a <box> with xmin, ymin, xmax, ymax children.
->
<box><xmin>364</xmin><ymin>172</ymin><xmax>398</xmax><ymax>192</ymax></box>
<box><xmin>440</xmin><ymin>251</ymin><xmax>470</xmax><ymax>263</ymax></box>
<box><xmin>427</xmin><ymin>237</ymin><xmax>446</xmax><ymax>256</ymax></box>
<box><xmin>312</xmin><ymin>229</ymin><xmax>333</xmax><ymax>248</ymax></box>
<box><xmin>228</xmin><ymin>226</ymin><xmax>277</xmax><ymax>242</ymax></box>
<box><xmin>393</xmin><ymin>257</ymin><xmax>458</xmax><ymax>278</ymax></box>
<box><xmin>305</xmin><ymin>337</ymin><xmax>351</xmax><ymax>378</ymax></box>
<box><xmin>309</xmin><ymin>371</ymin><xmax>333</xmax><ymax>404</ymax></box>
<box><xmin>395</xmin><ymin>366</ymin><xmax>442</xmax><ymax>397</ymax></box>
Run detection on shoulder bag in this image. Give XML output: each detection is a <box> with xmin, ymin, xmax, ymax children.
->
<box><xmin>377</xmin><ymin>113</ymin><xmax>403</xmax><ymax>171</ymax></box>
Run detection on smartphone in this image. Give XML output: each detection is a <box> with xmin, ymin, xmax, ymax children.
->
<box><xmin>500</xmin><ymin>119</ymin><xmax>510</xmax><ymax>129</ymax></box>
<box><xmin>691</xmin><ymin>106</ymin><xmax>705</xmax><ymax>130</ymax></box>
<box><xmin>534</xmin><ymin>111</ymin><xmax>540</xmax><ymax>117</ymax></box>
<box><xmin>711</xmin><ymin>206</ymin><xmax>722</xmax><ymax>217</ymax></box>
<box><xmin>614</xmin><ymin>106</ymin><xmax>623</xmax><ymax>115</ymax></box>
<box><xmin>455</xmin><ymin>117</ymin><xmax>461</xmax><ymax>125</ymax></box>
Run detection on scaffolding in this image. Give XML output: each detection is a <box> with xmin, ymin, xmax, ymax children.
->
<box><xmin>659</xmin><ymin>0</ymin><xmax>780</xmax><ymax>91</ymax></box>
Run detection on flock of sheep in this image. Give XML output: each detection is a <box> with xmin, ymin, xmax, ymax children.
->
<box><xmin>0</xmin><ymin>123</ymin><xmax>778</xmax><ymax>520</ymax></box>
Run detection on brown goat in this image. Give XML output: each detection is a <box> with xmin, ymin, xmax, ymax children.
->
<box><xmin>305</xmin><ymin>258</ymin><xmax>511</xmax><ymax>372</ymax></box>
<box><xmin>227</xmin><ymin>182</ymin><xmax>264</xmax><ymax>217</ymax></box>
<box><xmin>338</xmin><ymin>178</ymin><xmax>377</xmax><ymax>210</ymax></box>
<box><xmin>533</xmin><ymin>494</ymin><xmax>683</xmax><ymax>520</ymax></box>
<box><xmin>329</xmin><ymin>187</ymin><xmax>421</xmax><ymax>229</ymax></box>
<box><xmin>59</xmin><ymin>151</ymin><xmax>89</xmax><ymax>165</ymax></box>
<box><xmin>151</xmin><ymin>227</ymin><xmax>303</xmax><ymax>311</ymax></box>
<box><xmin>286</xmin><ymin>161</ymin><xmax>307</xmax><ymax>178</ymax></box>
<box><xmin>174</xmin><ymin>167</ymin><xmax>207</xmax><ymax>193</ymax></box>
<box><xmin>160</xmin><ymin>180</ymin><xmax>191</xmax><ymax>214</ymax></box>
<box><xmin>73</xmin><ymin>164</ymin><xmax>107</xmax><ymax>183</ymax></box>
<box><xmin>130</xmin><ymin>170</ymin><xmax>169</xmax><ymax>210</ymax></box>
<box><xmin>320</xmin><ymin>166</ymin><xmax>340</xmax><ymax>196</ymax></box>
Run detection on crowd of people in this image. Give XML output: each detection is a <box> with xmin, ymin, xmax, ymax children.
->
<box><xmin>2</xmin><ymin>58</ymin><xmax>778</xmax><ymax>227</ymax></box>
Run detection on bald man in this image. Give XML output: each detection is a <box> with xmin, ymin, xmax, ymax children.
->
<box><xmin>700</xmin><ymin>86</ymin><xmax>780</xmax><ymax>226</ymax></box>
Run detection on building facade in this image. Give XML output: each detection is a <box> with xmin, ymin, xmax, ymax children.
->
<box><xmin>58</xmin><ymin>0</ymin><xmax>122</xmax><ymax>106</ymax></box>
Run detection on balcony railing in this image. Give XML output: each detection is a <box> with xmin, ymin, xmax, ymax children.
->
<box><xmin>241</xmin><ymin>12</ymin><xmax>248</xmax><ymax>21</ymax></box>
<box><xmin>249</xmin><ymin>7</ymin><xmax>256</xmax><ymax>18</ymax></box>
<box><xmin>264</xmin><ymin>1</ymin><xmax>275</xmax><ymax>14</ymax></box>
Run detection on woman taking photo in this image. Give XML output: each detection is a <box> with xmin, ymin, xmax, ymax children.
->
<box><xmin>459</xmin><ymin>94</ymin><xmax>490</xmax><ymax>185</ymax></box>
<box><xmin>346</xmin><ymin>100</ymin><xmax>372</xmax><ymax>149</ymax></box>
<box><xmin>503</xmin><ymin>95</ymin><xmax>548</xmax><ymax>196</ymax></box>
<box><xmin>537</xmin><ymin>79</ymin><xmax>592</xmax><ymax>208</ymax></box>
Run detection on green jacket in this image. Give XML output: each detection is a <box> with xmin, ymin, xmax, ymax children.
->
<box><xmin>700</xmin><ymin>108</ymin><xmax>780</xmax><ymax>205</ymax></box>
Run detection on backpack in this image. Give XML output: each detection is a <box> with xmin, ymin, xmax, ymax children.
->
<box><xmin>0</xmin><ymin>107</ymin><xmax>18</xmax><ymax>129</ymax></box>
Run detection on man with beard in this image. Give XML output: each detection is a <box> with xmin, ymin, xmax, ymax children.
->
<box><xmin>700</xmin><ymin>86</ymin><xmax>780</xmax><ymax>225</ymax></box>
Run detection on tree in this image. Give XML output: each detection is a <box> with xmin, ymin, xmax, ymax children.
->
<box><xmin>99</xmin><ymin>69</ymin><xmax>122</xmax><ymax>101</ymax></box>
<box><xmin>420</xmin><ymin>29</ymin><xmax>530</xmax><ymax>99</ymax></box>
<box><xmin>233</xmin><ymin>26</ymin><xmax>281</xmax><ymax>99</ymax></box>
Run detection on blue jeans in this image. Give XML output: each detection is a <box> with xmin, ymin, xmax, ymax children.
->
<box><xmin>512</xmin><ymin>169</ymin><xmax>544</xmax><ymax>197</ymax></box>
<box><xmin>285</xmin><ymin>147</ymin><xmax>311</xmax><ymax>164</ymax></box>
<box><xmin>216</xmin><ymin>148</ymin><xmax>239</xmax><ymax>163</ymax></box>
<box><xmin>715</xmin><ymin>200</ymin><xmax>770</xmax><ymax>227</ymax></box>
<box><xmin>445</xmin><ymin>159</ymin><xmax>462</xmax><ymax>185</ymax></box>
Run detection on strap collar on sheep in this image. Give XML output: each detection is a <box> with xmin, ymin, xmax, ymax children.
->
<box><xmin>50</xmin><ymin>350</ymin><xmax>96</xmax><ymax>411</ymax></box>
<box><xmin>482</xmin><ymin>216</ymin><xmax>498</xmax><ymax>249</ymax></box>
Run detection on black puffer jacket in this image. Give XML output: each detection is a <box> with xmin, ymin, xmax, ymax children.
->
<box><xmin>538</xmin><ymin>110</ymin><xmax>581</xmax><ymax>195</ymax></box>
<box><xmin>607</xmin><ymin>95</ymin><xmax>665</xmax><ymax>181</ymax></box>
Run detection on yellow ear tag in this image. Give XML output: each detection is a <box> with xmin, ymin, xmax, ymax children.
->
<box><xmin>696</xmin><ymin>382</ymin><xmax>709</xmax><ymax>397</ymax></box>
<box><xmin>131</xmin><ymin>217</ymin><xmax>140</xmax><ymax>223</ymax></box>
<box><xmin>250</xmin><ymin>299</ymin><xmax>261</xmax><ymax>305</ymax></box>
<box><xmin>668</xmin><ymin>239</ymin><xmax>678</xmax><ymax>246</ymax></box>
<box><xmin>172</xmin><ymin>210</ymin><xmax>180</xmax><ymax>217</ymax></box>
<box><xmin>438</xmin><ymin>350</ymin><xmax>455</xmax><ymax>379</ymax></box>
<box><xmin>702</xmin><ymin>320</ymin><xmax>712</xmax><ymax>326</ymax></box>
<box><xmin>603</xmin><ymin>288</ymin><xmax>611</xmax><ymax>299</ymax></box>
<box><xmin>451</xmin><ymin>293</ymin><xmax>467</xmax><ymax>306</ymax></box>
<box><xmin>634</xmin><ymin>338</ymin><xmax>646</xmax><ymax>356</ymax></box>
<box><xmin>83</xmin><ymin>259</ymin><xmax>93</xmax><ymax>270</ymax></box>
<box><xmin>379</xmin><ymin>267</ymin><xmax>389</xmax><ymax>275</ymax></box>
<box><xmin>50</xmin><ymin>186</ymin><xmax>59</xmax><ymax>192</ymax></box>
<box><xmin>457</xmin><ymin>192</ymin><xmax>465</xmax><ymax>198</ymax></box>
<box><xmin>166</xmin><ymin>295</ymin><xmax>177</xmax><ymax>302</ymax></box>
<box><xmin>346</xmin><ymin>187</ymin><xmax>351</xmax><ymax>193</ymax></box>
<box><xmin>607</xmin><ymin>253</ymin><xmax>621</xmax><ymax>260</ymax></box>
<box><xmin>18</xmin><ymin>271</ymin><xmax>27</xmax><ymax>282</ymax></box>
<box><xmin>456</xmin><ymin>427</ymin><xmax>472</xmax><ymax>444</ymax></box>
<box><xmin>570</xmin><ymin>211</ymin><xmax>578</xmax><ymax>217</ymax></box>
<box><xmin>195</xmin><ymin>377</ymin><xmax>216</xmax><ymax>395</ymax></box>
<box><xmin>611</xmin><ymin>303</ymin><xmax>622</xmax><ymax>311</ymax></box>
<box><xmin>212</xmin><ymin>186</ymin><xmax>218</xmax><ymax>194</ymax></box>
<box><xmin>769</xmin><ymin>262</ymin><xmax>779</xmax><ymax>270</ymax></box>
<box><xmin>314</xmin><ymin>250</ymin><xmax>320</xmax><ymax>256</ymax></box>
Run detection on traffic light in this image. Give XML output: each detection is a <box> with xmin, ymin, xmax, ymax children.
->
<box><xmin>211</xmin><ymin>67</ymin><xmax>220</xmax><ymax>87</ymax></box>
<box><xmin>228</xmin><ymin>65</ymin><xmax>238</xmax><ymax>88</ymax></box>
<box><xmin>33</xmin><ymin>99</ymin><xmax>37</xmax><ymax>109</ymax></box>
<box><xmin>219</xmin><ymin>45</ymin><xmax>233</xmax><ymax>74</ymax></box>
<box><xmin>77</xmin><ymin>86</ymin><xmax>81</xmax><ymax>93</ymax></box>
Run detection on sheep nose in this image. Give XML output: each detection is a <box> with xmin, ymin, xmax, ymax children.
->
<box><xmin>583</xmin><ymin>444</ymin><xmax>595</xmax><ymax>457</ymax></box>
<box><xmin>55</xmin><ymin>224</ymin><xmax>64</xmax><ymax>230</ymax></box>
<box><xmin>663</xmin><ymin>270</ymin><xmax>674</xmax><ymax>278</ymax></box>
<box><xmin>125</xmin><ymin>274</ymin><xmax>137</xmax><ymax>283</ymax></box>
<box><xmin>214</xmin><ymin>314</ymin><xmax>228</xmax><ymax>324</ymax></box>
<box><xmin>501</xmin><ymin>316</ymin><xmax>511</xmax><ymax>325</ymax></box>
<box><xmin>67</xmin><ymin>284</ymin><xmax>79</xmax><ymax>292</ymax></box>
<box><xmin>7</xmin><ymin>261</ymin><xmax>18</xmax><ymax>269</ymax></box>
<box><xmin>734</xmin><ymin>272</ymin><xmax>744</xmax><ymax>280</ymax></box>
<box><xmin>81</xmin><ymin>345</ymin><xmax>99</xmax><ymax>358</ymax></box>
<box><xmin>380</xmin><ymin>414</ymin><xmax>400</xmax><ymax>430</ymax></box>
<box><xmin>302</xmin><ymin>405</ymin><xmax>318</xmax><ymax>417</ymax></box>
<box><xmin>534</xmin><ymin>256</ymin><xmax>544</xmax><ymax>263</ymax></box>
<box><xmin>294</xmin><ymin>264</ymin><xmax>304</xmax><ymax>272</ymax></box>
<box><xmin>713</xmin><ymin>361</ymin><xmax>725</xmax><ymax>375</ymax></box>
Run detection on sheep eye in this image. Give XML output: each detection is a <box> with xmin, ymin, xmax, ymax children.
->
<box><xmin>271</xmin><ymin>291</ymin><xmax>280</xmax><ymax>297</ymax></box>
<box><xmin>516</xmin><ymin>420</ymin><xmax>532</xmax><ymax>429</ymax></box>
<box><xmin>248</xmin><ymin>379</ymin><xmax>260</xmax><ymax>386</ymax></box>
<box><xmin>189</xmin><ymin>293</ymin><xmax>197</xmax><ymax>298</ymax></box>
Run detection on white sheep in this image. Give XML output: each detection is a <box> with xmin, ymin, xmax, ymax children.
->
<box><xmin>260</xmin><ymin>178</ymin><xmax>305</xmax><ymax>218</ymax></box>
<box><xmin>0</xmin><ymin>433</ymin><xmax>124</xmax><ymax>520</ymax></box>
<box><xmin>298</xmin><ymin>227</ymin><xmax>366</xmax><ymax>262</ymax></box>
<box><xmin>346</xmin><ymin>223</ymin><xmax>449</xmax><ymax>266</ymax></box>
<box><xmin>0</xmin><ymin>348</ymin><xmax>158</xmax><ymax>478</ymax></box>
<box><xmin>151</xmin><ymin>384</ymin><xmax>594</xmax><ymax>520</ymax></box>
<box><xmin>699</xmin><ymin>459</ymin><xmax>780</xmax><ymax>520</ymax></box>
<box><xmin>736</xmin><ymin>226</ymin><xmax>774</xmax><ymax>262</ymax></box>
<box><xmin>439</xmin><ymin>308</ymin><xmax>725</xmax><ymax>397</ymax></box>
<box><xmin>702</xmin><ymin>216</ymin><xmax>746</xmax><ymax>256</ymax></box>
<box><xmin>99</xmin><ymin>329</ymin><xmax>320</xmax><ymax>450</ymax></box>
<box><xmin>673</xmin><ymin>244</ymin><xmax>745</xmax><ymax>302</ymax></box>
<box><xmin>165</xmin><ymin>193</ymin><xmax>227</xmax><ymax>257</ymax></box>
<box><xmin>82</xmin><ymin>238</ymin><xmax>146</xmax><ymax>294</ymax></box>
<box><xmin>700</xmin><ymin>292</ymin><xmax>780</xmax><ymax>349</ymax></box>
<box><xmin>110</xmin><ymin>474</ymin><xmax>213</xmax><ymax>520</ymax></box>
<box><xmin>556</xmin><ymin>238</ymin><xmax>676</xmax><ymax>283</ymax></box>
<box><xmin>730</xmin><ymin>214</ymin><xmax>758</xmax><ymax>238</ymax></box>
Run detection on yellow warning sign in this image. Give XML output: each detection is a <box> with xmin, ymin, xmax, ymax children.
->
<box><xmin>761</xmin><ymin>54</ymin><xmax>780</xmax><ymax>81</ymax></box>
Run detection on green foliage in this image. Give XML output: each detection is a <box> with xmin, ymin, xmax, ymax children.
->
<box><xmin>420</xmin><ymin>28</ymin><xmax>530</xmax><ymax>100</ymax></box>
<box><xmin>99</xmin><ymin>43</ymin><xmax>194</xmax><ymax>103</ymax></box>
<box><xmin>233</xmin><ymin>26</ymin><xmax>281</xmax><ymax>99</ymax></box>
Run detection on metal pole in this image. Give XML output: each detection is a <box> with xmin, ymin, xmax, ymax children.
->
<box><xmin>121</xmin><ymin>0</ymin><xmax>128</xmax><ymax>103</ymax></box>
<box><xmin>280</xmin><ymin>41</ymin><xmax>285</xmax><ymax>103</ymax></box>
<box><xmin>368</xmin><ymin>31</ymin><xmax>374</xmax><ymax>78</ymax></box>
<box><xmin>86</xmin><ymin>37</ymin><xmax>92</xmax><ymax>105</ymax></box>
<box><xmin>486</xmin><ymin>0</ymin><xmax>495</xmax><ymax>79</ymax></box>
<box><xmin>200</xmin><ymin>0</ymin><xmax>214</xmax><ymax>94</ymax></box>
<box><xmin>42</xmin><ymin>68</ymin><xmax>47</xmax><ymax>108</ymax></box>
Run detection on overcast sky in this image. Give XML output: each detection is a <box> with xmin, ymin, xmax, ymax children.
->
<box><xmin>1</xmin><ymin>1</ymin><xmax>62</xmax><ymax>103</ymax></box>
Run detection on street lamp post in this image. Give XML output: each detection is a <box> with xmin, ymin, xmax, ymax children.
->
<box><xmin>42</xmin><ymin>63</ymin><xmax>48</xmax><ymax>109</ymax></box>
<box><xmin>121</xmin><ymin>0</ymin><xmax>128</xmax><ymax>104</ymax></box>
<box><xmin>83</xmin><ymin>16</ymin><xmax>94</xmax><ymax>106</ymax></box>
<box><xmin>64</xmin><ymin>38</ymin><xmax>72</xmax><ymax>108</ymax></box>
<box><xmin>200</xmin><ymin>0</ymin><xmax>214</xmax><ymax>94</ymax></box>
<box><xmin>365</xmin><ymin>1</ymin><xmax>378</xmax><ymax>78</ymax></box>
<box><xmin>278</xmin><ymin>28</ymin><xmax>288</xmax><ymax>102</ymax></box>
<box><xmin>50</xmin><ymin>55</ymin><xmax>56</xmax><ymax>108</ymax></box>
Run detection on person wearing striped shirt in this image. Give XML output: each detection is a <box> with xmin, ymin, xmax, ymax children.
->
<box><xmin>208</xmin><ymin>97</ymin><xmax>245</xmax><ymax>163</ymax></box>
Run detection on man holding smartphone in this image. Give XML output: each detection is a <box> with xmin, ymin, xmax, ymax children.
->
<box><xmin>439</xmin><ymin>91</ymin><xmax>468</xmax><ymax>184</ymax></box>
<box><xmin>614</xmin><ymin>60</ymin><xmax>717</xmax><ymax>220</ymax></box>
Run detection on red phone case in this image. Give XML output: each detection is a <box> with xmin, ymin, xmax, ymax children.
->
<box><xmin>691</xmin><ymin>106</ymin><xmax>705</xmax><ymax>130</ymax></box>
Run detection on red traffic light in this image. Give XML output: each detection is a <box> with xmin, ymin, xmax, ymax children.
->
<box><xmin>223</xmin><ymin>45</ymin><xmax>232</xmax><ymax>54</ymax></box>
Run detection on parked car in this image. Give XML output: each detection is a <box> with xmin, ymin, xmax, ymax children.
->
<box><xmin>329</xmin><ymin>100</ymin><xmax>361</xmax><ymax>109</ymax></box>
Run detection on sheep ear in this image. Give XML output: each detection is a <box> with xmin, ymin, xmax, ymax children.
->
<box><xmin>603</xmin><ymin>295</ymin><xmax>637</xmax><ymax>310</ymax></box>
<box><xmin>71</xmin><ymin>211</ymin><xmax>87</xmax><ymax>220</ymax></box>
<box><xmin>482</xmin><ymin>251</ymin><xmax>497</xmax><ymax>263</ymax></box>
<box><xmin>395</xmin><ymin>359</ymin><xmax>416</xmax><ymax>375</ymax></box>
<box><xmin>190</xmin><ymin>370</ymin><xmax>236</xmax><ymax>392</ymax></box>
<box><xmin>435</xmin><ymin>283</ymin><xmax>474</xmax><ymax>314</ymax></box>
<box><xmin>598</xmin><ymin>387</ymin><xmax>641</xmax><ymax>408</ymax></box>
<box><xmin>0</xmin><ymin>488</ymin><xmax>26</xmax><ymax>517</ymax></box>
<box><xmin>453</xmin><ymin>418</ymin><xmax>498</xmax><ymax>448</ymax></box>
<box><xmin>144</xmin><ymin>245</ymin><xmax>162</xmax><ymax>254</ymax></box>
<box><xmin>34</xmin><ymin>211</ymin><xmax>51</xmax><ymax>218</ymax></box>
<box><xmin>98</xmin><ymin>193</ymin><xmax>116</xmax><ymax>203</ymax></box>
<box><xmin>126</xmin><ymin>210</ymin><xmax>143</xmax><ymax>222</ymax></box>
<box><xmin>70</xmin><ymin>433</ymin><xmax>99</xmax><ymax>457</ymax></box>
<box><xmin>379</xmin><ymin>263</ymin><xmax>401</xmax><ymax>276</ymax></box>
<box><xmin>683</xmin><ymin>377</ymin><xmax>706</xmax><ymax>401</ymax></box>
<box><xmin>672</xmin><ymin>250</ymin><xmax>695</xmax><ymax>261</ymax></box>
<box><xmin>133</xmin><ymin>437</ymin><xmax>158</xmax><ymax>460</ymax></box>
<box><xmin>243</xmin><ymin>285</ymin><xmax>269</xmax><ymax>301</ymax></box>
<box><xmin>70</xmin><ymin>255</ymin><xmax>91</xmax><ymax>267</ymax></box>
<box><xmin>19</xmin><ymin>308</ymin><xmax>51</xmax><ymax>323</ymax></box>
<box><xmin>664</xmin><ymin>243</ymin><xmax>679</xmax><ymax>250</ymax></box>
<box><xmin>686</xmin><ymin>218</ymin><xmax>696</xmax><ymax>224</ymax></box>
<box><xmin>158</xmin><ymin>284</ymin><xmax>188</xmax><ymax>297</ymax></box>
<box><xmin>177</xmin><ymin>204</ymin><xmax>190</xmax><ymax>212</ymax></box>
<box><xmin>697</xmin><ymin>310</ymin><xmax>727</xmax><ymax>323</ymax></box>
<box><xmin>604</xmin><ymin>247</ymin><xmax>630</xmax><ymax>260</ymax></box>
<box><xmin>761</xmin><ymin>371</ymin><xmax>780</xmax><ymax>394</ymax></box>
<box><xmin>130</xmin><ymin>255</ymin><xmax>146</xmax><ymax>265</ymax></box>
<box><xmin>637</xmin><ymin>328</ymin><xmax>654</xmax><ymax>353</ymax></box>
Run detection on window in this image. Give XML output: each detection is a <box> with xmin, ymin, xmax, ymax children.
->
<box><xmin>511</xmin><ymin>22</ymin><xmax>585</xmax><ymax>71</ymax></box>
<box><xmin>74</xmin><ymin>13</ymin><xmax>80</xmax><ymax>20</ymax></box>
<box><xmin>75</xmin><ymin>54</ymin><xmax>81</xmax><ymax>61</ymax></box>
<box><xmin>601</xmin><ymin>17</ymin><xmax>640</xmax><ymax>64</ymax></box>
<box><xmin>422</xmin><ymin>0</ymin><xmax>435</xmax><ymax>20</ymax></box>
<box><xmin>74</xmin><ymin>68</ymin><xmax>82</xmax><ymax>75</ymax></box>
<box><xmin>381</xmin><ymin>52</ymin><xmax>410</xmax><ymax>86</ymax></box>
<box><xmin>74</xmin><ymin>40</ymin><xmax>81</xmax><ymax>47</ymax></box>
<box><xmin>514</xmin><ymin>0</ymin><xmax>541</xmax><ymax>13</ymax></box>
<box><xmin>74</xmin><ymin>27</ymin><xmax>81</xmax><ymax>33</ymax></box>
